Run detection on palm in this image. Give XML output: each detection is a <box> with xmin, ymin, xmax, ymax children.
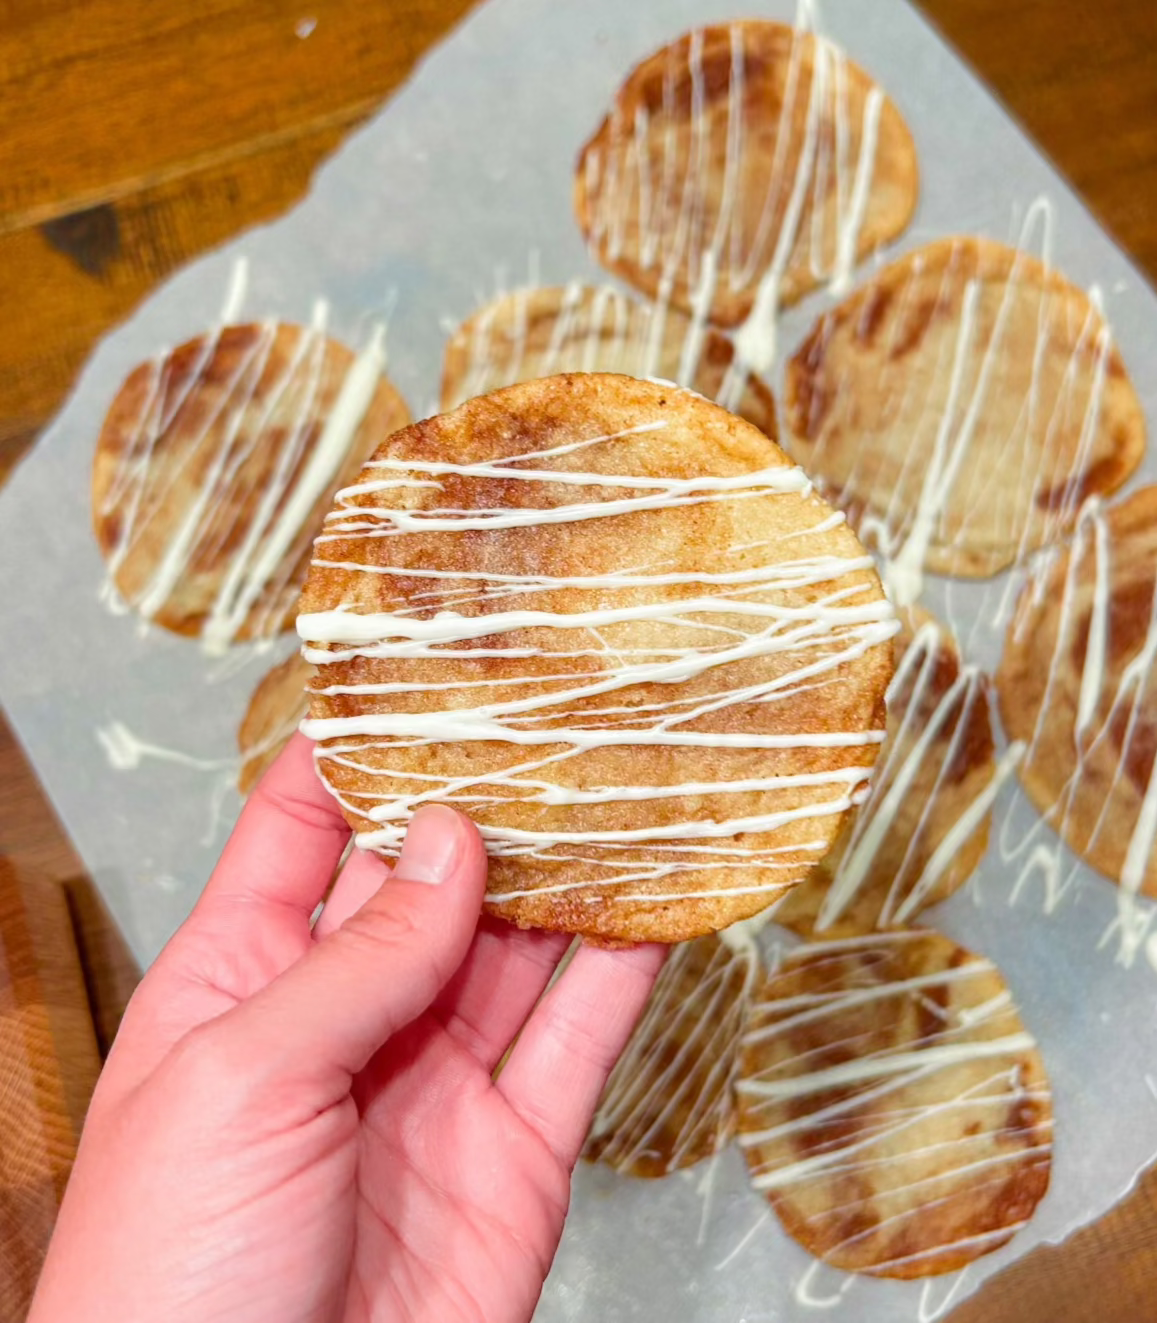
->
<box><xmin>349</xmin><ymin>1015</ymin><xmax>568</xmax><ymax>1323</ymax></box>
<box><xmin>31</xmin><ymin>739</ymin><xmax>662</xmax><ymax>1323</ymax></box>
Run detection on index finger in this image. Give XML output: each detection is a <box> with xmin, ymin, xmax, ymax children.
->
<box><xmin>195</xmin><ymin>731</ymin><xmax>350</xmax><ymax>925</ymax></box>
<box><xmin>98</xmin><ymin>733</ymin><xmax>352</xmax><ymax>1101</ymax></box>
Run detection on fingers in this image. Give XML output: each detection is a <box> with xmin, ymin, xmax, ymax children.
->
<box><xmin>430</xmin><ymin>919</ymin><xmax>572</xmax><ymax>1072</ymax></box>
<box><xmin>496</xmin><ymin>941</ymin><xmax>667</xmax><ymax>1168</ymax></box>
<box><xmin>218</xmin><ymin>804</ymin><xmax>488</xmax><ymax>1093</ymax></box>
<box><xmin>195</xmin><ymin>732</ymin><xmax>351</xmax><ymax>928</ymax></box>
<box><xmin>313</xmin><ymin>849</ymin><xmax>391</xmax><ymax>940</ymax></box>
<box><xmin>98</xmin><ymin>735</ymin><xmax>350</xmax><ymax>1099</ymax></box>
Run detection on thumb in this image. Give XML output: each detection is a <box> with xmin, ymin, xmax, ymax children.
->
<box><xmin>220</xmin><ymin>804</ymin><xmax>488</xmax><ymax>1088</ymax></box>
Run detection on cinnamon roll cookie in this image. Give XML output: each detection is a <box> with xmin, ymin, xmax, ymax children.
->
<box><xmin>775</xmin><ymin>610</ymin><xmax>1000</xmax><ymax>937</ymax></box>
<box><xmin>784</xmin><ymin>238</ymin><xmax>1145</xmax><ymax>589</ymax></box>
<box><xmin>736</xmin><ymin>930</ymin><xmax>1053</xmax><ymax>1277</ymax></box>
<box><xmin>297</xmin><ymin>372</ymin><xmax>895</xmax><ymax>943</ymax></box>
<box><xmin>586</xmin><ymin>933</ymin><xmax>756</xmax><ymax>1176</ymax></box>
<box><xmin>440</xmin><ymin>282</ymin><xmax>778</xmax><ymax>437</ymax></box>
<box><xmin>574</xmin><ymin>22</ymin><xmax>918</xmax><ymax>329</ymax></box>
<box><xmin>997</xmin><ymin>486</ymin><xmax>1157</xmax><ymax>898</ymax></box>
<box><xmin>93</xmin><ymin>321</ymin><xmax>410</xmax><ymax>649</ymax></box>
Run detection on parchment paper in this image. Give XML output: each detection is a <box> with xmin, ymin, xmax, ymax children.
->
<box><xmin>3</xmin><ymin>1</ymin><xmax>1157</xmax><ymax>1317</ymax></box>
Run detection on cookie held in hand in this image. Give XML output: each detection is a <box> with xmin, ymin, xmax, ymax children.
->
<box><xmin>298</xmin><ymin>372</ymin><xmax>894</xmax><ymax>943</ymax></box>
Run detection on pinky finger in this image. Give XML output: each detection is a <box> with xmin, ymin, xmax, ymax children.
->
<box><xmin>495</xmin><ymin>940</ymin><xmax>666</xmax><ymax>1168</ymax></box>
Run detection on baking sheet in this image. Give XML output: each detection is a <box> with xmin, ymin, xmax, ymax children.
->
<box><xmin>3</xmin><ymin>0</ymin><xmax>1157</xmax><ymax>1317</ymax></box>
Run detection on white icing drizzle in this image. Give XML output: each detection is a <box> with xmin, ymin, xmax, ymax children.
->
<box><xmin>589</xmin><ymin>937</ymin><xmax>756</xmax><ymax>1175</ymax></box>
<box><xmin>219</xmin><ymin>257</ymin><xmax>249</xmax><ymax>325</ymax></box>
<box><xmin>737</xmin><ymin>932</ymin><xmax>1052</xmax><ymax>1275</ymax></box>
<box><xmin>917</xmin><ymin>1267</ymin><xmax>973</xmax><ymax>1323</ymax></box>
<box><xmin>98</xmin><ymin>304</ymin><xmax>390</xmax><ymax>652</ymax></box>
<box><xmin>712</xmin><ymin>1207</ymin><xmax>773</xmax><ymax>1272</ymax></box>
<box><xmin>96</xmin><ymin>721</ymin><xmax>235</xmax><ymax>773</ymax></box>
<box><xmin>583</xmin><ymin>8</ymin><xmax>888</xmax><ymax>396</ymax></box>
<box><xmin>297</xmin><ymin>412</ymin><xmax>895</xmax><ymax>901</ymax></box>
<box><xmin>792</xmin><ymin>1259</ymin><xmax>856</xmax><ymax>1309</ymax></box>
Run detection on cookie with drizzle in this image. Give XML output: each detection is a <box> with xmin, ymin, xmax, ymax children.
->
<box><xmin>296</xmin><ymin>372</ymin><xmax>895</xmax><ymax>943</ymax></box>
<box><xmin>573</xmin><ymin>18</ymin><xmax>918</xmax><ymax>359</ymax></box>
<box><xmin>586</xmin><ymin>933</ymin><xmax>757</xmax><ymax>1176</ymax></box>
<box><xmin>736</xmin><ymin>930</ymin><xmax>1053</xmax><ymax>1277</ymax></box>
<box><xmin>997</xmin><ymin>485</ymin><xmax>1157</xmax><ymax>908</ymax></box>
<box><xmin>784</xmin><ymin>236</ymin><xmax>1145</xmax><ymax>602</ymax></box>
<box><xmin>775</xmin><ymin>608</ymin><xmax>1005</xmax><ymax>938</ymax></box>
<box><xmin>440</xmin><ymin>281</ymin><xmax>777</xmax><ymax>438</ymax></box>
<box><xmin>92</xmin><ymin>318</ymin><xmax>410</xmax><ymax>650</ymax></box>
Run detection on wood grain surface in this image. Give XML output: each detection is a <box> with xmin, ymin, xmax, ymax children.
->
<box><xmin>1</xmin><ymin>1</ymin><xmax>1155</xmax><ymax>1318</ymax></box>
<box><xmin>0</xmin><ymin>859</ymin><xmax>102</xmax><ymax>1318</ymax></box>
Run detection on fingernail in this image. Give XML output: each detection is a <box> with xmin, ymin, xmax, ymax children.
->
<box><xmin>394</xmin><ymin>804</ymin><xmax>462</xmax><ymax>885</ymax></box>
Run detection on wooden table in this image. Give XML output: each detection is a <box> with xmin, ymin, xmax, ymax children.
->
<box><xmin>1</xmin><ymin>2</ymin><xmax>1156</xmax><ymax>1318</ymax></box>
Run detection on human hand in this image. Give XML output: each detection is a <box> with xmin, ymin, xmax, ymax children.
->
<box><xmin>30</xmin><ymin>734</ymin><xmax>665</xmax><ymax>1323</ymax></box>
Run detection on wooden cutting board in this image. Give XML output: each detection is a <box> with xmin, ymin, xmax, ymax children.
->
<box><xmin>0</xmin><ymin>859</ymin><xmax>101</xmax><ymax>1319</ymax></box>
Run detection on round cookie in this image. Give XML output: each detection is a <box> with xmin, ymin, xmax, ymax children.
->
<box><xmin>237</xmin><ymin>650</ymin><xmax>314</xmax><ymax>795</ymax></box>
<box><xmin>585</xmin><ymin>934</ymin><xmax>756</xmax><ymax>1177</ymax></box>
<box><xmin>997</xmin><ymin>486</ymin><xmax>1157</xmax><ymax>898</ymax></box>
<box><xmin>440</xmin><ymin>282</ymin><xmax>778</xmax><ymax>438</ymax></box>
<box><xmin>774</xmin><ymin>609</ymin><xmax>998</xmax><ymax>937</ymax></box>
<box><xmin>297</xmin><ymin>372</ymin><xmax>895</xmax><ymax>943</ymax></box>
<box><xmin>574</xmin><ymin>22</ymin><xmax>918</xmax><ymax>329</ymax></box>
<box><xmin>784</xmin><ymin>238</ymin><xmax>1145</xmax><ymax>591</ymax></box>
<box><xmin>736</xmin><ymin>930</ymin><xmax>1053</xmax><ymax>1278</ymax></box>
<box><xmin>93</xmin><ymin>321</ymin><xmax>410</xmax><ymax>648</ymax></box>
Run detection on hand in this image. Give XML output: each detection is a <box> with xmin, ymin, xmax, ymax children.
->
<box><xmin>30</xmin><ymin>734</ymin><xmax>665</xmax><ymax>1323</ymax></box>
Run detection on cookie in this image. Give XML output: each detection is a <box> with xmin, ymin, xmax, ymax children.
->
<box><xmin>997</xmin><ymin>486</ymin><xmax>1157</xmax><ymax>898</ymax></box>
<box><xmin>774</xmin><ymin>609</ymin><xmax>997</xmax><ymax>937</ymax></box>
<box><xmin>736</xmin><ymin>930</ymin><xmax>1052</xmax><ymax>1278</ymax></box>
<box><xmin>237</xmin><ymin>650</ymin><xmax>314</xmax><ymax>795</ymax></box>
<box><xmin>585</xmin><ymin>934</ymin><xmax>756</xmax><ymax>1176</ymax></box>
<box><xmin>440</xmin><ymin>282</ymin><xmax>778</xmax><ymax>437</ymax></box>
<box><xmin>574</xmin><ymin>22</ymin><xmax>918</xmax><ymax>330</ymax></box>
<box><xmin>784</xmin><ymin>238</ymin><xmax>1145</xmax><ymax>591</ymax></box>
<box><xmin>297</xmin><ymin>372</ymin><xmax>895</xmax><ymax>943</ymax></box>
<box><xmin>93</xmin><ymin>321</ymin><xmax>410</xmax><ymax>649</ymax></box>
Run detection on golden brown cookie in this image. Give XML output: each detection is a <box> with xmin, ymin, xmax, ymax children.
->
<box><xmin>784</xmin><ymin>238</ymin><xmax>1145</xmax><ymax>587</ymax></box>
<box><xmin>585</xmin><ymin>934</ymin><xmax>756</xmax><ymax>1176</ymax></box>
<box><xmin>440</xmin><ymin>282</ymin><xmax>778</xmax><ymax>438</ymax></box>
<box><xmin>775</xmin><ymin>609</ymin><xmax>997</xmax><ymax>937</ymax></box>
<box><xmin>237</xmin><ymin>651</ymin><xmax>314</xmax><ymax>795</ymax></box>
<box><xmin>93</xmin><ymin>322</ymin><xmax>410</xmax><ymax>648</ymax></box>
<box><xmin>736</xmin><ymin>930</ymin><xmax>1053</xmax><ymax>1278</ymax></box>
<box><xmin>997</xmin><ymin>486</ymin><xmax>1157</xmax><ymax>897</ymax></box>
<box><xmin>574</xmin><ymin>22</ymin><xmax>918</xmax><ymax>329</ymax></box>
<box><xmin>297</xmin><ymin>372</ymin><xmax>894</xmax><ymax>943</ymax></box>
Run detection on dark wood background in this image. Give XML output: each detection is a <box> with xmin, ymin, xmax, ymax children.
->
<box><xmin>1</xmin><ymin>2</ymin><xmax>1155</xmax><ymax>1317</ymax></box>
